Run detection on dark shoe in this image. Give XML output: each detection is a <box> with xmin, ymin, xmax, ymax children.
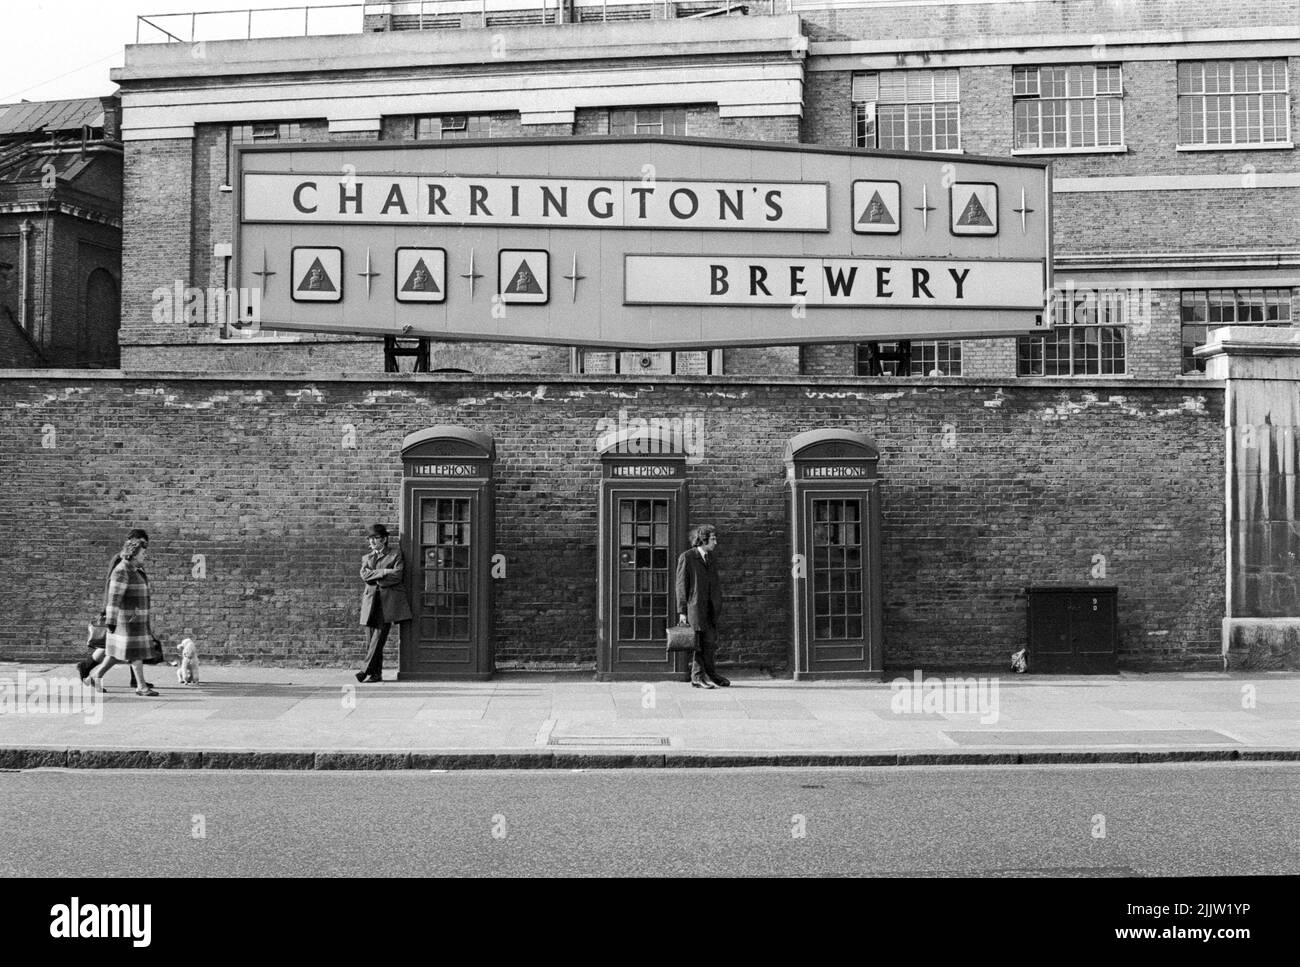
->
<box><xmin>354</xmin><ymin>671</ymin><xmax>366</xmax><ymax>683</ymax></box>
<box><xmin>134</xmin><ymin>687</ymin><xmax>159</xmax><ymax>697</ymax></box>
<box><xmin>691</xmin><ymin>678</ymin><xmax>716</xmax><ymax>689</ymax></box>
<box><xmin>710</xmin><ymin>675</ymin><xmax>731</xmax><ymax>687</ymax></box>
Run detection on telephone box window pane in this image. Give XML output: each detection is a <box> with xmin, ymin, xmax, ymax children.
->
<box><xmin>616</xmin><ymin>498</ymin><xmax>672</xmax><ymax>641</ymax></box>
<box><xmin>810</xmin><ymin>498</ymin><xmax>866</xmax><ymax>641</ymax></box>
<box><xmin>419</xmin><ymin>497</ymin><xmax>472</xmax><ymax>642</ymax></box>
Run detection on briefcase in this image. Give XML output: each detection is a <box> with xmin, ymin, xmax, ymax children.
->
<box><xmin>666</xmin><ymin>623</ymin><xmax>698</xmax><ymax>653</ymax></box>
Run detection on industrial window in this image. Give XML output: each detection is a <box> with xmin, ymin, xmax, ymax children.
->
<box><xmin>1017</xmin><ymin>290</ymin><xmax>1129</xmax><ymax>376</ymax></box>
<box><xmin>1013</xmin><ymin>64</ymin><xmax>1124</xmax><ymax>151</ymax></box>
<box><xmin>1181</xmin><ymin>288</ymin><xmax>1293</xmax><ymax>373</ymax></box>
<box><xmin>1177</xmin><ymin>60</ymin><xmax>1290</xmax><ymax>148</ymax></box>
<box><xmin>414</xmin><ymin>114</ymin><xmax>493</xmax><ymax>140</ymax></box>
<box><xmin>855</xmin><ymin>341</ymin><xmax>963</xmax><ymax>376</ymax></box>
<box><xmin>853</xmin><ymin>70</ymin><xmax>960</xmax><ymax>152</ymax></box>
<box><xmin>230</xmin><ymin>121</ymin><xmax>303</xmax><ymax>144</ymax></box>
<box><xmin>576</xmin><ymin>349</ymin><xmax>721</xmax><ymax>375</ymax></box>
<box><xmin>608</xmin><ymin>108</ymin><xmax>688</xmax><ymax>136</ymax></box>
<box><xmin>227</xmin><ymin>121</ymin><xmax>309</xmax><ymax>182</ymax></box>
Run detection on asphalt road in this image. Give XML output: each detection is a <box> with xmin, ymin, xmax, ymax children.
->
<box><xmin>2</xmin><ymin>763</ymin><xmax>1296</xmax><ymax>877</ymax></box>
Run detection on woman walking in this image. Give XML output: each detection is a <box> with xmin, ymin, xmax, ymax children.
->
<box><xmin>88</xmin><ymin>534</ymin><xmax>159</xmax><ymax>697</ymax></box>
<box><xmin>78</xmin><ymin>528</ymin><xmax>151</xmax><ymax>690</ymax></box>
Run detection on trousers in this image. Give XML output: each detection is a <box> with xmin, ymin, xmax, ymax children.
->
<box><xmin>691</xmin><ymin>625</ymin><xmax>719</xmax><ymax>682</ymax></box>
<box><xmin>361</xmin><ymin>623</ymin><xmax>390</xmax><ymax>679</ymax></box>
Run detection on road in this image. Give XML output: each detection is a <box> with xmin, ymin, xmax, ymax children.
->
<box><xmin>2</xmin><ymin>763</ymin><xmax>1296</xmax><ymax>877</ymax></box>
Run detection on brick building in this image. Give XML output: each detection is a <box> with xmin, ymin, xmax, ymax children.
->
<box><xmin>1</xmin><ymin>0</ymin><xmax>1297</xmax><ymax>675</ymax></box>
<box><xmin>109</xmin><ymin>0</ymin><xmax>1297</xmax><ymax>377</ymax></box>
<box><xmin>0</xmin><ymin>96</ymin><xmax>123</xmax><ymax>369</ymax></box>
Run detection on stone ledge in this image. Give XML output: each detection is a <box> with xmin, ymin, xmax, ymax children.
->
<box><xmin>3</xmin><ymin>747</ymin><xmax>1297</xmax><ymax>771</ymax></box>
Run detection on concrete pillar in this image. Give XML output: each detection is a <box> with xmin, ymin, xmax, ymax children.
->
<box><xmin>1197</xmin><ymin>325</ymin><xmax>1300</xmax><ymax>668</ymax></box>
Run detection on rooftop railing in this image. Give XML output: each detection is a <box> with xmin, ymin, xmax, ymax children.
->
<box><xmin>134</xmin><ymin>0</ymin><xmax>791</xmax><ymax>43</ymax></box>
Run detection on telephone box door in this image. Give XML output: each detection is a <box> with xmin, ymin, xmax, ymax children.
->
<box><xmin>596</xmin><ymin>447</ymin><xmax>689</xmax><ymax>681</ymax></box>
<box><xmin>399</xmin><ymin>427</ymin><xmax>495</xmax><ymax>680</ymax></box>
<box><xmin>786</xmin><ymin>429</ymin><xmax>884</xmax><ymax>679</ymax></box>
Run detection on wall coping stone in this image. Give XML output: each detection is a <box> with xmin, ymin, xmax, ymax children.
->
<box><xmin>0</xmin><ymin>371</ymin><xmax>1226</xmax><ymax>391</ymax></box>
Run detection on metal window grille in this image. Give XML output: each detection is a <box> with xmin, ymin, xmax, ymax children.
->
<box><xmin>855</xmin><ymin>341</ymin><xmax>962</xmax><ymax>376</ymax></box>
<box><xmin>852</xmin><ymin>69</ymin><xmax>960</xmax><ymax>152</ymax></box>
<box><xmin>1017</xmin><ymin>290</ymin><xmax>1131</xmax><ymax>376</ymax></box>
<box><xmin>1013</xmin><ymin>64</ymin><xmax>1124</xmax><ymax>150</ymax></box>
<box><xmin>414</xmin><ymin>114</ymin><xmax>493</xmax><ymax>139</ymax></box>
<box><xmin>1177</xmin><ymin>60</ymin><xmax>1290</xmax><ymax>146</ymax></box>
<box><xmin>608</xmin><ymin>107</ymin><xmax>688</xmax><ymax>136</ymax></box>
<box><xmin>1180</xmin><ymin>288</ymin><xmax>1294</xmax><ymax>373</ymax></box>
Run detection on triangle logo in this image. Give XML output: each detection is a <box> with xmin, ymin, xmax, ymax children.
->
<box><xmin>401</xmin><ymin>258</ymin><xmax>441</xmax><ymax>293</ymax></box>
<box><xmin>956</xmin><ymin>192</ymin><xmax>993</xmax><ymax>227</ymax></box>
<box><xmin>858</xmin><ymin>190</ymin><xmax>895</xmax><ymax>225</ymax></box>
<box><xmin>297</xmin><ymin>256</ymin><xmax>336</xmax><ymax>292</ymax></box>
<box><xmin>504</xmin><ymin>259</ymin><xmax>544</xmax><ymax>295</ymax></box>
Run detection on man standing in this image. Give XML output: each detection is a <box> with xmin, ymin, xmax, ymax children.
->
<box><xmin>356</xmin><ymin>523</ymin><xmax>412</xmax><ymax>683</ymax></box>
<box><xmin>675</xmin><ymin>524</ymin><xmax>729</xmax><ymax>689</ymax></box>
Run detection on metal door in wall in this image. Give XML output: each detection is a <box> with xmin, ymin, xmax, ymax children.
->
<box><xmin>1027</xmin><ymin>586</ymin><xmax>1118</xmax><ymax>673</ymax></box>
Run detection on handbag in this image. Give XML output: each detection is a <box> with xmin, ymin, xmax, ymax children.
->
<box><xmin>86</xmin><ymin>613</ymin><xmax>108</xmax><ymax>649</ymax></box>
<box><xmin>666</xmin><ymin>621</ymin><xmax>698</xmax><ymax>653</ymax></box>
<box><xmin>143</xmin><ymin>636</ymin><xmax>164</xmax><ymax>666</ymax></box>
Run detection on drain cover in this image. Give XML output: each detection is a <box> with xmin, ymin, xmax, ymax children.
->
<box><xmin>548</xmin><ymin>736</ymin><xmax>671</xmax><ymax>747</ymax></box>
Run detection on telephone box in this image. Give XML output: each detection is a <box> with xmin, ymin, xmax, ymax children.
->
<box><xmin>399</xmin><ymin>426</ymin><xmax>495</xmax><ymax>680</ymax></box>
<box><xmin>785</xmin><ymin>429</ymin><xmax>884</xmax><ymax>679</ymax></box>
<box><xmin>596</xmin><ymin>428</ymin><xmax>690</xmax><ymax>681</ymax></box>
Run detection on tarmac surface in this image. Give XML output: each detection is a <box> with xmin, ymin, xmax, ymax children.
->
<box><xmin>1</xmin><ymin>662</ymin><xmax>1298</xmax><ymax>769</ymax></box>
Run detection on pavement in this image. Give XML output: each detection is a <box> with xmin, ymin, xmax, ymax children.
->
<box><xmin>1</xmin><ymin>662</ymin><xmax>1298</xmax><ymax>770</ymax></box>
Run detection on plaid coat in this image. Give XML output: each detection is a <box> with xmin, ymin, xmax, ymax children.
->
<box><xmin>103</xmin><ymin>559</ymin><xmax>153</xmax><ymax>661</ymax></box>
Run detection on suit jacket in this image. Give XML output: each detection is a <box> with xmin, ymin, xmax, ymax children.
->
<box><xmin>359</xmin><ymin>546</ymin><xmax>413</xmax><ymax>626</ymax></box>
<box><xmin>675</xmin><ymin>548</ymin><xmax>722</xmax><ymax>631</ymax></box>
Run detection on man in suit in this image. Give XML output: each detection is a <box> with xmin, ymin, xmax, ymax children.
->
<box><xmin>675</xmin><ymin>523</ymin><xmax>729</xmax><ymax>689</ymax></box>
<box><xmin>356</xmin><ymin>523</ymin><xmax>412</xmax><ymax>683</ymax></box>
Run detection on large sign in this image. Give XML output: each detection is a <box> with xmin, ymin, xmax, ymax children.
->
<box><xmin>243</xmin><ymin>173</ymin><xmax>830</xmax><ymax>232</ymax></box>
<box><xmin>236</xmin><ymin>138</ymin><xmax>1051</xmax><ymax>347</ymax></box>
<box><xmin>624</xmin><ymin>255</ymin><xmax>1043</xmax><ymax>310</ymax></box>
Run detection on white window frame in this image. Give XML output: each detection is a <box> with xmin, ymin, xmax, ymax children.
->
<box><xmin>855</xmin><ymin>341</ymin><xmax>963</xmax><ymax>377</ymax></box>
<box><xmin>1017</xmin><ymin>290</ymin><xmax>1131</xmax><ymax>377</ymax></box>
<box><xmin>608</xmin><ymin>107</ymin><xmax>689</xmax><ymax>137</ymax></box>
<box><xmin>852</xmin><ymin>69</ymin><xmax>962</xmax><ymax>154</ymax></box>
<box><xmin>1012</xmin><ymin>64</ymin><xmax>1126</xmax><ymax>155</ymax></box>
<box><xmin>414</xmin><ymin>114</ymin><xmax>492</xmax><ymax>140</ymax></box>
<box><xmin>1176</xmin><ymin>59</ymin><xmax>1293</xmax><ymax>151</ymax></box>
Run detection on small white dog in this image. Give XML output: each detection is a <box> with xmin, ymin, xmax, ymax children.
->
<box><xmin>174</xmin><ymin>638</ymin><xmax>200</xmax><ymax>685</ymax></box>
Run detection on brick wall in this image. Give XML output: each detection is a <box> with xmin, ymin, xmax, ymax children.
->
<box><xmin>798</xmin><ymin>0</ymin><xmax>1299</xmax><ymax>42</ymax></box>
<box><xmin>0</xmin><ymin>373</ymin><xmax>1225</xmax><ymax>671</ymax></box>
<box><xmin>0</xmin><ymin>317</ymin><xmax>44</xmax><ymax>367</ymax></box>
<box><xmin>120</xmin><ymin>138</ymin><xmax>193</xmax><ymax>349</ymax></box>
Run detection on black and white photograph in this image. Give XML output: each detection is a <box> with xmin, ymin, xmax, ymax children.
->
<box><xmin>0</xmin><ymin>0</ymin><xmax>1296</xmax><ymax>942</ymax></box>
